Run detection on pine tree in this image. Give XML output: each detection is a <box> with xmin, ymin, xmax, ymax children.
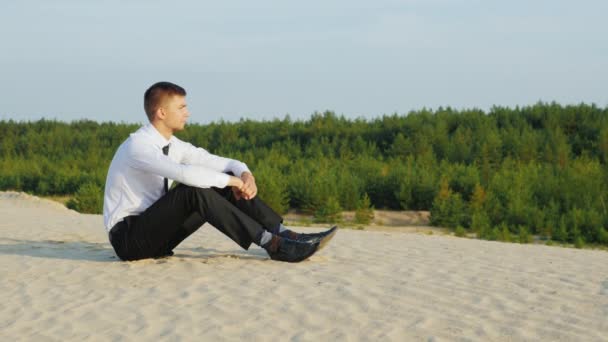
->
<box><xmin>314</xmin><ymin>196</ymin><xmax>342</xmax><ymax>223</ymax></box>
<box><xmin>354</xmin><ymin>193</ymin><xmax>374</xmax><ymax>224</ymax></box>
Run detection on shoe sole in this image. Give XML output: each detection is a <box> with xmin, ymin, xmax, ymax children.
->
<box><xmin>317</xmin><ymin>226</ymin><xmax>338</xmax><ymax>251</ymax></box>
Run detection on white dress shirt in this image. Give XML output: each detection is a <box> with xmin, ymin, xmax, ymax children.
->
<box><xmin>103</xmin><ymin>123</ymin><xmax>250</xmax><ymax>232</ymax></box>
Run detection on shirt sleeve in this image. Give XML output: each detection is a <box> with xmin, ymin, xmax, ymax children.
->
<box><xmin>178</xmin><ymin>139</ymin><xmax>251</xmax><ymax>177</ymax></box>
<box><xmin>126</xmin><ymin>138</ymin><xmax>231</xmax><ymax>188</ymax></box>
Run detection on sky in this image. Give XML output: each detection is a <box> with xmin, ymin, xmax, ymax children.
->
<box><xmin>1</xmin><ymin>0</ymin><xmax>606</xmax><ymax>124</ymax></box>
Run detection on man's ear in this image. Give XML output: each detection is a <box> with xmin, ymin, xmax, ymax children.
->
<box><xmin>155</xmin><ymin>107</ymin><xmax>165</xmax><ymax>120</ymax></box>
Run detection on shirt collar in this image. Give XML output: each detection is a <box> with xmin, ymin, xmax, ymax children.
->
<box><xmin>142</xmin><ymin>122</ymin><xmax>176</xmax><ymax>148</ymax></box>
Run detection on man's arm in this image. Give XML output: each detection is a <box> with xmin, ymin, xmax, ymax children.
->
<box><xmin>179</xmin><ymin>140</ymin><xmax>250</xmax><ymax>177</ymax></box>
<box><xmin>178</xmin><ymin>139</ymin><xmax>257</xmax><ymax>199</ymax></box>
<box><xmin>127</xmin><ymin>139</ymin><xmax>237</xmax><ymax>189</ymax></box>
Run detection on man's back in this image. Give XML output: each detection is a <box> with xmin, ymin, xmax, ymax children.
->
<box><xmin>103</xmin><ymin>124</ymin><xmax>171</xmax><ymax>232</ymax></box>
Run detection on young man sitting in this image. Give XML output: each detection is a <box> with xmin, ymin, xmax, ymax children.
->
<box><xmin>103</xmin><ymin>81</ymin><xmax>336</xmax><ymax>262</ymax></box>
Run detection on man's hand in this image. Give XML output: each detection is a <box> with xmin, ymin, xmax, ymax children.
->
<box><xmin>237</xmin><ymin>172</ymin><xmax>257</xmax><ymax>200</ymax></box>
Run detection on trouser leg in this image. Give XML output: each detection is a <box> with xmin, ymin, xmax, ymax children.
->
<box><xmin>112</xmin><ymin>184</ymin><xmax>267</xmax><ymax>261</ymax></box>
<box><xmin>153</xmin><ymin>188</ymin><xmax>284</xmax><ymax>256</ymax></box>
<box><xmin>161</xmin><ymin>212</ymin><xmax>204</xmax><ymax>254</ymax></box>
<box><xmin>212</xmin><ymin>186</ymin><xmax>284</xmax><ymax>234</ymax></box>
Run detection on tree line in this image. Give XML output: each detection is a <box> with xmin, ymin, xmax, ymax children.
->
<box><xmin>1</xmin><ymin>102</ymin><xmax>608</xmax><ymax>246</ymax></box>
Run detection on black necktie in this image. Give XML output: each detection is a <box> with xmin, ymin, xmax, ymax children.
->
<box><xmin>162</xmin><ymin>144</ymin><xmax>170</xmax><ymax>193</ymax></box>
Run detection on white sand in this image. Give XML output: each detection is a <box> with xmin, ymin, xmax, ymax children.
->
<box><xmin>1</xmin><ymin>191</ymin><xmax>608</xmax><ymax>341</ymax></box>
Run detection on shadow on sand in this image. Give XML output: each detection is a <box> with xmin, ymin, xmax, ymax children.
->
<box><xmin>0</xmin><ymin>238</ymin><xmax>268</xmax><ymax>263</ymax></box>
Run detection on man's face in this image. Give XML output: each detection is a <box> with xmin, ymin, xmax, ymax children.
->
<box><xmin>159</xmin><ymin>95</ymin><xmax>190</xmax><ymax>132</ymax></box>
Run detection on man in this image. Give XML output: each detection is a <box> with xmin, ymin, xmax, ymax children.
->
<box><xmin>103</xmin><ymin>81</ymin><xmax>336</xmax><ymax>262</ymax></box>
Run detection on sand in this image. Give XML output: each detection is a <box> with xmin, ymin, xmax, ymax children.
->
<box><xmin>1</xmin><ymin>191</ymin><xmax>607</xmax><ymax>341</ymax></box>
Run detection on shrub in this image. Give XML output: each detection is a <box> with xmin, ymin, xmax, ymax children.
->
<box><xmin>430</xmin><ymin>178</ymin><xmax>467</xmax><ymax>228</ymax></box>
<box><xmin>552</xmin><ymin>218</ymin><xmax>569</xmax><ymax>242</ymax></box>
<box><xmin>67</xmin><ymin>182</ymin><xmax>103</xmax><ymax>214</ymax></box>
<box><xmin>354</xmin><ymin>193</ymin><xmax>374</xmax><ymax>224</ymax></box>
<box><xmin>497</xmin><ymin>223</ymin><xmax>512</xmax><ymax>242</ymax></box>
<box><xmin>574</xmin><ymin>236</ymin><xmax>585</xmax><ymax>248</ymax></box>
<box><xmin>472</xmin><ymin>211</ymin><xmax>491</xmax><ymax>237</ymax></box>
<box><xmin>255</xmin><ymin>165</ymin><xmax>289</xmax><ymax>215</ymax></box>
<box><xmin>314</xmin><ymin>196</ymin><xmax>342</xmax><ymax>223</ymax></box>
<box><xmin>598</xmin><ymin>228</ymin><xmax>608</xmax><ymax>244</ymax></box>
<box><xmin>518</xmin><ymin>226</ymin><xmax>532</xmax><ymax>244</ymax></box>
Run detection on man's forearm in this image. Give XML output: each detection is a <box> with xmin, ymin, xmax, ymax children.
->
<box><xmin>227</xmin><ymin>175</ymin><xmax>245</xmax><ymax>188</ymax></box>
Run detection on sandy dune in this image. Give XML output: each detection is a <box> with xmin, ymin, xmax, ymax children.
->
<box><xmin>1</xmin><ymin>191</ymin><xmax>607</xmax><ymax>341</ymax></box>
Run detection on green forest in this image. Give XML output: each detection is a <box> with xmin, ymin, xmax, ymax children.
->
<box><xmin>2</xmin><ymin>102</ymin><xmax>608</xmax><ymax>247</ymax></box>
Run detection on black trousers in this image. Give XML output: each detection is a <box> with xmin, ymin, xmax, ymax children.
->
<box><xmin>109</xmin><ymin>183</ymin><xmax>283</xmax><ymax>261</ymax></box>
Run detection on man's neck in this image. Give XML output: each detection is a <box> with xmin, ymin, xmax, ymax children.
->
<box><xmin>151</xmin><ymin>121</ymin><xmax>173</xmax><ymax>141</ymax></box>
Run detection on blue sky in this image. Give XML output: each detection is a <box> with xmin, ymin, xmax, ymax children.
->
<box><xmin>1</xmin><ymin>0</ymin><xmax>606</xmax><ymax>124</ymax></box>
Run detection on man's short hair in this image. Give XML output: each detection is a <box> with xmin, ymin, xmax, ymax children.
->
<box><xmin>143</xmin><ymin>81</ymin><xmax>187</xmax><ymax>121</ymax></box>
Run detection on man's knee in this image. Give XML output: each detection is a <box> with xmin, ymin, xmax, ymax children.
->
<box><xmin>177</xmin><ymin>184</ymin><xmax>223</xmax><ymax>199</ymax></box>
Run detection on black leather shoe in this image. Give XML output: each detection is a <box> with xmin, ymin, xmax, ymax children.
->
<box><xmin>263</xmin><ymin>235</ymin><xmax>320</xmax><ymax>263</ymax></box>
<box><xmin>280</xmin><ymin>226</ymin><xmax>338</xmax><ymax>248</ymax></box>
